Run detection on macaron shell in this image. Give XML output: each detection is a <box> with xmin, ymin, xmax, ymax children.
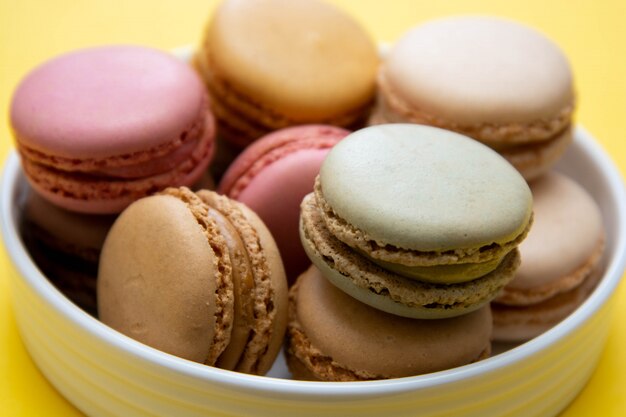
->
<box><xmin>369</xmin><ymin>105</ymin><xmax>574</xmax><ymax>181</ymax></box>
<box><xmin>207</xmin><ymin>207</ymin><xmax>256</xmax><ymax>371</ymax></box>
<box><xmin>237</xmin><ymin>203</ymin><xmax>288</xmax><ymax>375</ymax></box>
<box><xmin>219</xmin><ymin>125</ymin><xmax>348</xmax><ymax>196</ymax></box>
<box><xmin>11</xmin><ymin>45</ymin><xmax>206</xmax><ymax>159</ymax></box>
<box><xmin>98</xmin><ymin>195</ymin><xmax>219</xmax><ymax>363</ymax></box>
<box><xmin>300</xmin><ymin>193</ymin><xmax>520</xmax><ymax>319</ymax></box>
<box><xmin>204</xmin><ymin>0</ymin><xmax>378</xmax><ymax>121</ymax></box>
<box><xmin>197</xmin><ymin>190</ymin><xmax>288</xmax><ymax>375</ymax></box>
<box><xmin>383</xmin><ymin>16</ymin><xmax>574</xmax><ymax>129</ymax></box>
<box><xmin>497</xmin><ymin>172</ymin><xmax>605</xmax><ymax>305</ymax></box>
<box><xmin>22</xmin><ymin>229</ymin><xmax>98</xmax><ymax>316</ymax></box>
<box><xmin>23</xmin><ymin>113</ymin><xmax>215</xmax><ymax>214</ymax></box>
<box><xmin>291</xmin><ymin>266</ymin><xmax>492</xmax><ymax>379</ymax></box>
<box><xmin>23</xmin><ymin>191</ymin><xmax>115</xmax><ymax>260</ymax></box>
<box><xmin>499</xmin><ymin>126</ymin><xmax>573</xmax><ymax>181</ymax></box>
<box><xmin>492</xmin><ymin>265</ymin><xmax>603</xmax><ymax>342</ymax></box>
<box><xmin>319</xmin><ymin>124</ymin><xmax>533</xmax><ymax>253</ymax></box>
<box><xmin>234</xmin><ymin>149</ymin><xmax>329</xmax><ymax>278</ymax></box>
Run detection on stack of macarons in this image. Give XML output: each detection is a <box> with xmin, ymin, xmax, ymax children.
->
<box><xmin>491</xmin><ymin>172</ymin><xmax>605</xmax><ymax>343</ymax></box>
<box><xmin>288</xmin><ymin>124</ymin><xmax>534</xmax><ymax>380</ymax></box>
<box><xmin>364</xmin><ymin>14</ymin><xmax>605</xmax><ymax>347</ymax></box>
<box><xmin>9</xmin><ymin>44</ymin><xmax>221</xmax><ymax>315</ymax></box>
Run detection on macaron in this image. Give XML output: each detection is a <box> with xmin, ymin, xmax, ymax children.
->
<box><xmin>371</xmin><ymin>16</ymin><xmax>575</xmax><ymax>180</ymax></box>
<box><xmin>492</xmin><ymin>172</ymin><xmax>604</xmax><ymax>342</ymax></box>
<box><xmin>286</xmin><ymin>266</ymin><xmax>493</xmax><ymax>381</ymax></box>
<box><xmin>300</xmin><ymin>124</ymin><xmax>532</xmax><ymax>319</ymax></box>
<box><xmin>10</xmin><ymin>45</ymin><xmax>216</xmax><ymax>214</ymax></box>
<box><xmin>98</xmin><ymin>187</ymin><xmax>288</xmax><ymax>374</ymax></box>
<box><xmin>195</xmin><ymin>0</ymin><xmax>378</xmax><ymax>148</ymax></box>
<box><xmin>219</xmin><ymin>125</ymin><xmax>349</xmax><ymax>282</ymax></box>
<box><xmin>20</xmin><ymin>191</ymin><xmax>116</xmax><ymax>315</ymax></box>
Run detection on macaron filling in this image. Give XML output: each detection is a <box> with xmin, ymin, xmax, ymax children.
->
<box><xmin>22</xmin><ymin>114</ymin><xmax>216</xmax><ymax>214</ymax></box>
<box><xmin>218</xmin><ymin>127</ymin><xmax>348</xmax><ymax>198</ymax></box>
<box><xmin>159</xmin><ymin>188</ymin><xmax>235</xmax><ymax>364</ymax></box>
<box><xmin>196</xmin><ymin>56</ymin><xmax>370</xmax><ymax>146</ymax></box>
<box><xmin>358</xmin><ymin>249</ymin><xmax>507</xmax><ymax>284</ymax></box>
<box><xmin>197</xmin><ymin>190</ymin><xmax>277</xmax><ymax>374</ymax></box>
<box><xmin>314</xmin><ymin>177</ymin><xmax>532</xmax><ymax>268</ymax></box>
<box><xmin>376</xmin><ymin>71</ymin><xmax>574</xmax><ymax>145</ymax></box>
<box><xmin>206</xmin><ymin>206</ymin><xmax>257</xmax><ymax>370</ymax></box>
<box><xmin>17</xmin><ymin>106</ymin><xmax>213</xmax><ymax>175</ymax></box>
<box><xmin>300</xmin><ymin>193</ymin><xmax>520</xmax><ymax>319</ymax></box>
<box><xmin>492</xmin><ymin>266</ymin><xmax>603</xmax><ymax>342</ymax></box>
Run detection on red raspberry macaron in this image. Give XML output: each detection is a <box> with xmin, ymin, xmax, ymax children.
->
<box><xmin>10</xmin><ymin>45</ymin><xmax>216</xmax><ymax>214</ymax></box>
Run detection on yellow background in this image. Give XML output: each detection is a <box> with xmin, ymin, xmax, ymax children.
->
<box><xmin>1</xmin><ymin>0</ymin><xmax>625</xmax><ymax>415</ymax></box>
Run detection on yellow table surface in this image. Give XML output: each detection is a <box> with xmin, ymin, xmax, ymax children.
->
<box><xmin>1</xmin><ymin>0</ymin><xmax>625</xmax><ymax>415</ymax></box>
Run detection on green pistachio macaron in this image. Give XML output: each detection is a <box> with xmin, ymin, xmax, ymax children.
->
<box><xmin>300</xmin><ymin>124</ymin><xmax>532</xmax><ymax>318</ymax></box>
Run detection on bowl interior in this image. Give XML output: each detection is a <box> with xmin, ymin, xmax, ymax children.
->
<box><xmin>2</xmin><ymin>126</ymin><xmax>626</xmax><ymax>396</ymax></box>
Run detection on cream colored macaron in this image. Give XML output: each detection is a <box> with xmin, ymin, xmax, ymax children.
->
<box><xmin>372</xmin><ymin>16</ymin><xmax>575</xmax><ymax>180</ymax></box>
<box><xmin>287</xmin><ymin>266</ymin><xmax>492</xmax><ymax>381</ymax></box>
<box><xmin>98</xmin><ymin>187</ymin><xmax>288</xmax><ymax>375</ymax></box>
<box><xmin>492</xmin><ymin>172</ymin><xmax>604</xmax><ymax>342</ymax></box>
<box><xmin>300</xmin><ymin>124</ymin><xmax>532</xmax><ymax>318</ymax></box>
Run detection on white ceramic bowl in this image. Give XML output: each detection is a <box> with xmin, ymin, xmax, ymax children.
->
<box><xmin>2</xmin><ymin>127</ymin><xmax>626</xmax><ymax>417</ymax></box>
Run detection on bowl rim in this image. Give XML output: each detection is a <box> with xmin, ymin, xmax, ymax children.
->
<box><xmin>2</xmin><ymin>125</ymin><xmax>626</xmax><ymax>399</ymax></box>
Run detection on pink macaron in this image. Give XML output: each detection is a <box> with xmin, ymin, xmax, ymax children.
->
<box><xmin>10</xmin><ymin>45</ymin><xmax>216</xmax><ymax>214</ymax></box>
<box><xmin>219</xmin><ymin>125</ymin><xmax>349</xmax><ymax>282</ymax></box>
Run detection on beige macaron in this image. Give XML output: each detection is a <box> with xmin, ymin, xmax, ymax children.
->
<box><xmin>195</xmin><ymin>0</ymin><xmax>378</xmax><ymax>147</ymax></box>
<box><xmin>492</xmin><ymin>172</ymin><xmax>604</xmax><ymax>342</ymax></box>
<box><xmin>372</xmin><ymin>16</ymin><xmax>575</xmax><ymax>180</ymax></box>
<box><xmin>98</xmin><ymin>187</ymin><xmax>288</xmax><ymax>374</ymax></box>
<box><xmin>286</xmin><ymin>266</ymin><xmax>492</xmax><ymax>381</ymax></box>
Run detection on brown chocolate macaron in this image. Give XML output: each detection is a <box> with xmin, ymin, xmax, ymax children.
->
<box><xmin>98</xmin><ymin>187</ymin><xmax>288</xmax><ymax>375</ymax></box>
<box><xmin>286</xmin><ymin>266</ymin><xmax>493</xmax><ymax>381</ymax></box>
<box><xmin>21</xmin><ymin>191</ymin><xmax>116</xmax><ymax>315</ymax></box>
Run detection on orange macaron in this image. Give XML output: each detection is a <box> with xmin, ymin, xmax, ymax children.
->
<box><xmin>195</xmin><ymin>0</ymin><xmax>378</xmax><ymax>147</ymax></box>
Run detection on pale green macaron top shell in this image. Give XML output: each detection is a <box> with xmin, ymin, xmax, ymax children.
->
<box><xmin>319</xmin><ymin>124</ymin><xmax>533</xmax><ymax>252</ymax></box>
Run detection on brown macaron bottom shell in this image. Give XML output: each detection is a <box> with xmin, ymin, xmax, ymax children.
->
<box><xmin>491</xmin><ymin>265</ymin><xmax>603</xmax><ymax>343</ymax></box>
<box><xmin>197</xmin><ymin>190</ymin><xmax>288</xmax><ymax>375</ymax></box>
<box><xmin>286</xmin><ymin>266</ymin><xmax>492</xmax><ymax>381</ymax></box>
